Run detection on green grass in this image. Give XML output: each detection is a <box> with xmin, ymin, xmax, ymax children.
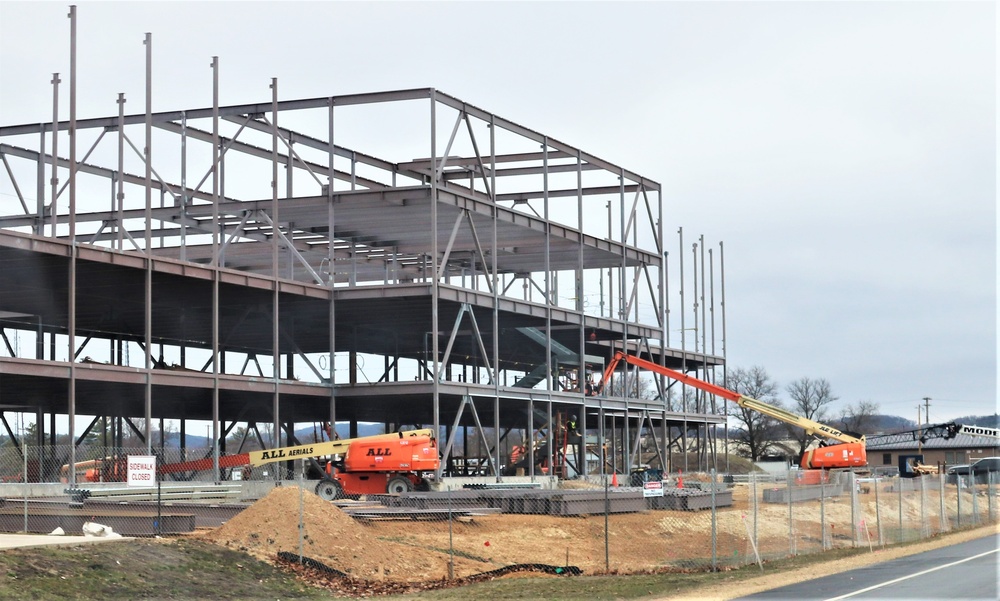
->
<box><xmin>0</xmin><ymin>539</ymin><xmax>325</xmax><ymax>601</ymax></box>
<box><xmin>0</xmin><ymin>524</ymin><xmax>990</xmax><ymax>600</ymax></box>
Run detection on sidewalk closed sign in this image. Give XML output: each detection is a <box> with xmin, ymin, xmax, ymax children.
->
<box><xmin>643</xmin><ymin>480</ymin><xmax>664</xmax><ymax>498</ymax></box>
<box><xmin>127</xmin><ymin>455</ymin><xmax>156</xmax><ymax>486</ymax></box>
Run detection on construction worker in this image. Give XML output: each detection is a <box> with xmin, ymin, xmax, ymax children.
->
<box><xmin>566</xmin><ymin>414</ymin><xmax>580</xmax><ymax>439</ymax></box>
<box><xmin>565</xmin><ymin>414</ymin><xmax>584</xmax><ymax>478</ymax></box>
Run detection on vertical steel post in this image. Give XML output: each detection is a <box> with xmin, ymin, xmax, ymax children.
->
<box><xmin>210</xmin><ymin>56</ymin><xmax>221</xmax><ymax>476</ymax></box>
<box><xmin>699</xmin><ymin>235</ymin><xmax>706</xmax><ymax>378</ymax></box>
<box><xmin>327</xmin><ymin>97</ymin><xmax>337</xmax><ymax>435</ymax></box>
<box><xmin>719</xmin><ymin>241</ymin><xmax>728</xmax><ymax>472</ymax></box>
<box><xmin>67</xmin><ymin>5</ymin><xmax>79</xmax><ymax>476</ymax></box>
<box><xmin>542</xmin><ymin>138</ymin><xmax>552</xmax><ymax>401</ymax></box>
<box><xmin>678</xmin><ymin>228</ymin><xmax>686</xmax><ymax>473</ymax></box>
<box><xmin>35</xmin><ymin>126</ymin><xmax>45</xmax><ymax>235</ymax></box>
<box><xmin>708</xmin><ymin>246</ymin><xmax>717</xmax><ymax>473</ymax></box>
<box><xmin>576</xmin><ymin>149</ymin><xmax>585</xmax><ymax>477</ymax></box>
<box><xmin>606</xmin><ymin>201</ymin><xmax>612</xmax><ymax>319</ymax></box>
<box><xmin>491</xmin><ymin>114</ymin><xmax>500</xmax><ymax>481</ymax></box>
<box><xmin>691</xmin><ymin>240</ymin><xmax>699</xmax><ymax>470</ymax></box>
<box><xmin>116</xmin><ymin>94</ymin><xmax>125</xmax><ymax>251</ymax></box>
<box><xmin>430</xmin><ymin>90</ymin><xmax>440</xmax><ymax>473</ymax></box>
<box><xmin>49</xmin><ymin>74</ymin><xmax>59</xmax><ymax>238</ymax></box>
<box><xmin>270</xmin><ymin>78</ymin><xmax>280</xmax><ymax>456</ymax></box>
<box><xmin>179</xmin><ymin>111</ymin><xmax>187</xmax><ymax>261</ymax></box>
<box><xmin>143</xmin><ymin>31</ymin><xmax>153</xmax><ymax>453</ymax></box>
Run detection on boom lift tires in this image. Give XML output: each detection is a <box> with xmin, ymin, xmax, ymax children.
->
<box><xmin>387</xmin><ymin>476</ymin><xmax>414</xmax><ymax>494</ymax></box>
<box><xmin>315</xmin><ymin>478</ymin><xmax>345</xmax><ymax>501</ymax></box>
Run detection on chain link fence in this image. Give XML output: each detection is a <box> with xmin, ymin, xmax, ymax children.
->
<box><xmin>1</xmin><ymin>448</ymin><xmax>996</xmax><ymax>582</ymax></box>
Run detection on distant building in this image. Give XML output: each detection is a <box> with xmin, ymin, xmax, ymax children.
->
<box><xmin>867</xmin><ymin>434</ymin><xmax>1000</xmax><ymax>472</ymax></box>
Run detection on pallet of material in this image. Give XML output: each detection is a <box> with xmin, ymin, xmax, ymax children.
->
<box><xmin>645</xmin><ymin>488</ymin><xmax>734</xmax><ymax>511</ymax></box>
<box><xmin>64</xmin><ymin>484</ymin><xmax>243</xmax><ymax>504</ymax></box>
<box><xmin>761</xmin><ymin>483</ymin><xmax>845</xmax><ymax>504</ymax></box>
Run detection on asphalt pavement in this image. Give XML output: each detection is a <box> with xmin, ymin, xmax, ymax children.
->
<box><xmin>736</xmin><ymin>533</ymin><xmax>1000</xmax><ymax>600</ymax></box>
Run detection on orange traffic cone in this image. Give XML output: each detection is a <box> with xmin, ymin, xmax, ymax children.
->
<box><xmin>677</xmin><ymin>469</ymin><xmax>684</xmax><ymax>489</ymax></box>
<box><xmin>611</xmin><ymin>472</ymin><xmax>618</xmax><ymax>487</ymax></box>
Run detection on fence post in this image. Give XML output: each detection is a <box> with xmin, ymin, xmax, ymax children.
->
<box><xmin>22</xmin><ymin>444</ymin><xmax>29</xmax><ymax>533</ymax></box>
<box><xmin>820</xmin><ymin>477</ymin><xmax>827</xmax><ymax>550</ymax></box>
<box><xmin>156</xmin><ymin>478</ymin><xmax>162</xmax><ymax>537</ymax></box>
<box><xmin>874</xmin><ymin>473</ymin><xmax>883</xmax><ymax>546</ymax></box>
<box><xmin>297</xmin><ymin>460</ymin><xmax>304</xmax><ymax>563</ymax></box>
<box><xmin>448</xmin><ymin>486</ymin><xmax>454</xmax><ymax>580</ymax></box>
<box><xmin>849</xmin><ymin>472</ymin><xmax>858</xmax><ymax>547</ymax></box>
<box><xmin>897</xmin><ymin>476</ymin><xmax>904</xmax><ymax>543</ymax></box>
<box><xmin>751</xmin><ymin>472</ymin><xmax>758</xmax><ymax>554</ymax></box>
<box><xmin>939</xmin><ymin>471</ymin><xmax>949</xmax><ymax>533</ymax></box>
<box><xmin>604</xmin><ymin>472</ymin><xmax>610</xmax><ymax>573</ymax></box>
<box><xmin>711</xmin><ymin>468</ymin><xmax>717</xmax><ymax>571</ymax></box>
<box><xmin>971</xmin><ymin>473</ymin><xmax>980</xmax><ymax>525</ymax></box>
<box><xmin>956</xmin><ymin>475</ymin><xmax>963</xmax><ymax>528</ymax></box>
<box><xmin>787</xmin><ymin>467</ymin><xmax>794</xmax><ymax>556</ymax></box>
<box><xmin>986</xmin><ymin>472</ymin><xmax>996</xmax><ymax>522</ymax></box>
<box><xmin>919</xmin><ymin>476</ymin><xmax>928</xmax><ymax>539</ymax></box>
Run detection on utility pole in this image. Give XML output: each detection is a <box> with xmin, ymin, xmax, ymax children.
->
<box><xmin>917</xmin><ymin>404</ymin><xmax>922</xmax><ymax>454</ymax></box>
<box><xmin>918</xmin><ymin>397</ymin><xmax>931</xmax><ymax>455</ymax></box>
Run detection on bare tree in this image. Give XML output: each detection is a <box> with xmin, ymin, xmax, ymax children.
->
<box><xmin>838</xmin><ymin>400</ymin><xmax>880</xmax><ymax>436</ymax></box>
<box><xmin>786</xmin><ymin>377</ymin><xmax>838</xmax><ymax>455</ymax></box>
<box><xmin>727</xmin><ymin>366</ymin><xmax>785</xmax><ymax>461</ymax></box>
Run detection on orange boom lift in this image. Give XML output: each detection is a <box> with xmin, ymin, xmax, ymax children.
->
<box><xmin>596</xmin><ymin>352</ymin><xmax>867</xmax><ymax>470</ymax></box>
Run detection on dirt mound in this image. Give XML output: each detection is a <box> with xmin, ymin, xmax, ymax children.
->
<box><xmin>198</xmin><ymin>485</ymin><xmax>480</xmax><ymax>581</ymax></box>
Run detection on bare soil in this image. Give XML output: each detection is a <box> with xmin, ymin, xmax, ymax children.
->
<box><xmin>192</xmin><ymin>480</ymin><xmax>998</xmax><ymax>585</ymax></box>
<box><xmin>0</xmin><ymin>481</ymin><xmax>994</xmax><ymax>600</ymax></box>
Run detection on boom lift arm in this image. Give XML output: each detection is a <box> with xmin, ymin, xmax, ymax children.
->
<box><xmin>596</xmin><ymin>352</ymin><xmax>866</xmax><ymax>469</ymax></box>
<box><xmin>865</xmin><ymin>422</ymin><xmax>1000</xmax><ymax>447</ymax></box>
<box><xmin>953</xmin><ymin>424</ymin><xmax>1000</xmax><ymax>439</ymax></box>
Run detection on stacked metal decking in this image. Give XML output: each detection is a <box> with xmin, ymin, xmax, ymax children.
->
<box><xmin>645</xmin><ymin>487</ymin><xmax>734</xmax><ymax>510</ymax></box>
<box><xmin>369</xmin><ymin>486</ymin><xmax>732</xmax><ymax>516</ymax></box>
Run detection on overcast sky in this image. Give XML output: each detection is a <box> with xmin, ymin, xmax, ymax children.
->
<box><xmin>1</xmin><ymin>1</ymin><xmax>996</xmax><ymax>425</ymax></box>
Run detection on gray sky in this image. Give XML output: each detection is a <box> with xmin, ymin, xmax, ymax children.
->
<box><xmin>0</xmin><ymin>1</ymin><xmax>996</xmax><ymax>424</ymax></box>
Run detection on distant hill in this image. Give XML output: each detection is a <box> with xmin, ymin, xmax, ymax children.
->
<box><xmin>951</xmin><ymin>414</ymin><xmax>999</xmax><ymax>428</ymax></box>
<box><xmin>868</xmin><ymin>414</ymin><xmax>916</xmax><ymax>433</ymax></box>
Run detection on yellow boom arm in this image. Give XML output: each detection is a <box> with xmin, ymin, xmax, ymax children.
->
<box><xmin>247</xmin><ymin>428</ymin><xmax>435</xmax><ymax>467</ymax></box>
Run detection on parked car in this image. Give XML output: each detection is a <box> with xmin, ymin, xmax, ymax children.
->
<box><xmin>946</xmin><ymin>463</ymin><xmax>971</xmax><ymax>475</ymax></box>
<box><xmin>947</xmin><ymin>457</ymin><xmax>1000</xmax><ymax>484</ymax></box>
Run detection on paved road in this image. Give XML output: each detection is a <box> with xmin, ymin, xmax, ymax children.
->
<box><xmin>737</xmin><ymin>533</ymin><xmax>999</xmax><ymax>600</ymax></box>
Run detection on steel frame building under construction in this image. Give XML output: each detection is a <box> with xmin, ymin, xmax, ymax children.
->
<box><xmin>0</xmin><ymin>29</ymin><xmax>726</xmax><ymax>482</ymax></box>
